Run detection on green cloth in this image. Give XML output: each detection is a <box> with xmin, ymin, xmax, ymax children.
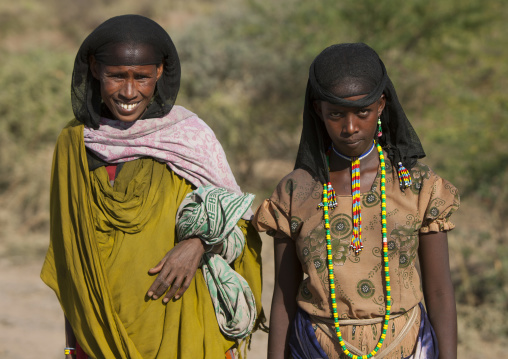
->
<box><xmin>40</xmin><ymin>120</ymin><xmax>263</xmax><ymax>358</ymax></box>
<box><xmin>176</xmin><ymin>185</ymin><xmax>256</xmax><ymax>338</ymax></box>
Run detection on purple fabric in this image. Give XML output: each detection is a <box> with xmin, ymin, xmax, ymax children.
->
<box><xmin>289</xmin><ymin>307</ymin><xmax>329</xmax><ymax>359</ymax></box>
<box><xmin>290</xmin><ymin>303</ymin><xmax>438</xmax><ymax>359</ymax></box>
<box><xmin>406</xmin><ymin>303</ymin><xmax>439</xmax><ymax>359</ymax></box>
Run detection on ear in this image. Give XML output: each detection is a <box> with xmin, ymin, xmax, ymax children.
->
<box><xmin>156</xmin><ymin>63</ymin><xmax>163</xmax><ymax>81</ymax></box>
<box><xmin>378</xmin><ymin>94</ymin><xmax>386</xmax><ymax>116</ymax></box>
<box><xmin>313</xmin><ymin>100</ymin><xmax>323</xmax><ymax>120</ymax></box>
<box><xmin>89</xmin><ymin>55</ymin><xmax>100</xmax><ymax>80</ymax></box>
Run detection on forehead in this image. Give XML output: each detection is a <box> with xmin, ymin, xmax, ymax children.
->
<box><xmin>329</xmin><ymin>76</ymin><xmax>374</xmax><ymax>99</ymax></box>
<box><xmin>94</xmin><ymin>42</ymin><xmax>161</xmax><ymax>66</ymax></box>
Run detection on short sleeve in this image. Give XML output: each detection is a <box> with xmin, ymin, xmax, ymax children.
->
<box><xmin>252</xmin><ymin>177</ymin><xmax>295</xmax><ymax>240</ymax></box>
<box><xmin>420</xmin><ymin>175</ymin><xmax>460</xmax><ymax>233</ymax></box>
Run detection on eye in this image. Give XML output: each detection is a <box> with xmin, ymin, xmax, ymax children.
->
<box><xmin>358</xmin><ymin>108</ymin><xmax>370</xmax><ymax>117</ymax></box>
<box><xmin>328</xmin><ymin>111</ymin><xmax>344</xmax><ymax>118</ymax></box>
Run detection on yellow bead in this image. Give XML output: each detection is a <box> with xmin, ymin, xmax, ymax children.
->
<box><xmin>377</xmin><ymin>342</ymin><xmax>383</xmax><ymax>348</ymax></box>
<box><xmin>381</xmin><ymin>334</ymin><xmax>386</xmax><ymax>339</ymax></box>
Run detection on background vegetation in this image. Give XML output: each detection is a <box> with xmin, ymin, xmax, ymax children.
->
<box><xmin>1</xmin><ymin>0</ymin><xmax>507</xmax><ymax>357</ymax></box>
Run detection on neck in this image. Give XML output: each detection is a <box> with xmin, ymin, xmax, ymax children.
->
<box><xmin>329</xmin><ymin>140</ymin><xmax>379</xmax><ymax>172</ymax></box>
<box><xmin>332</xmin><ymin>141</ymin><xmax>375</xmax><ymax>161</ymax></box>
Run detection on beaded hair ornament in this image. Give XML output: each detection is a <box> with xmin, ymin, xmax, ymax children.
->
<box><xmin>318</xmin><ymin>139</ymin><xmax>412</xmax><ymax>359</ymax></box>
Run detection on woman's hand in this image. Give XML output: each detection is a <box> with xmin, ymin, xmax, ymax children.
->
<box><xmin>147</xmin><ymin>237</ymin><xmax>206</xmax><ymax>302</ymax></box>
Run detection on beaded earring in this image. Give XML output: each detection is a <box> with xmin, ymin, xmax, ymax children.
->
<box><xmin>397</xmin><ymin>162</ymin><xmax>412</xmax><ymax>189</ymax></box>
<box><xmin>377</xmin><ymin>117</ymin><xmax>382</xmax><ymax>137</ymax></box>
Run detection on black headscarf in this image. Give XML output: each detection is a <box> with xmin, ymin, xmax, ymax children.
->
<box><xmin>71</xmin><ymin>15</ymin><xmax>181</xmax><ymax>129</ymax></box>
<box><xmin>294</xmin><ymin>43</ymin><xmax>425</xmax><ymax>184</ymax></box>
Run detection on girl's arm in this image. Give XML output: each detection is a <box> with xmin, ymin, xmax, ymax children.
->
<box><xmin>268</xmin><ymin>236</ymin><xmax>303</xmax><ymax>359</ymax></box>
<box><xmin>418</xmin><ymin>231</ymin><xmax>457</xmax><ymax>359</ymax></box>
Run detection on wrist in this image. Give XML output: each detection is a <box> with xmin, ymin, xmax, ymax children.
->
<box><xmin>64</xmin><ymin>347</ymin><xmax>76</xmax><ymax>355</ymax></box>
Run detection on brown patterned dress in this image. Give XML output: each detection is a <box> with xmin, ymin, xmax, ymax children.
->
<box><xmin>253</xmin><ymin>158</ymin><xmax>459</xmax><ymax>358</ymax></box>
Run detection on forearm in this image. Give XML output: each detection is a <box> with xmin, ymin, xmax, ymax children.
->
<box><xmin>267</xmin><ymin>287</ymin><xmax>298</xmax><ymax>359</ymax></box>
<box><xmin>269</xmin><ymin>236</ymin><xmax>303</xmax><ymax>359</ymax></box>
<box><xmin>424</xmin><ymin>285</ymin><xmax>457</xmax><ymax>359</ymax></box>
<box><xmin>419</xmin><ymin>231</ymin><xmax>457</xmax><ymax>359</ymax></box>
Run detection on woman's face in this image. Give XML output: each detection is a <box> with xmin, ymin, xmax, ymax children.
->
<box><xmin>90</xmin><ymin>57</ymin><xmax>163</xmax><ymax>122</ymax></box>
<box><xmin>314</xmin><ymin>94</ymin><xmax>386</xmax><ymax>157</ymax></box>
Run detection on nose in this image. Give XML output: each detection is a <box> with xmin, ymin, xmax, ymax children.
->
<box><xmin>119</xmin><ymin>78</ymin><xmax>136</xmax><ymax>100</ymax></box>
<box><xmin>341</xmin><ymin>114</ymin><xmax>358</xmax><ymax>136</ymax></box>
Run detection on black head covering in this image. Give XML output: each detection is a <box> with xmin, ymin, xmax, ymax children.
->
<box><xmin>71</xmin><ymin>15</ymin><xmax>181</xmax><ymax>129</ymax></box>
<box><xmin>294</xmin><ymin>43</ymin><xmax>425</xmax><ymax>184</ymax></box>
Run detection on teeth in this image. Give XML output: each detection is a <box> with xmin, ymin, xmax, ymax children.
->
<box><xmin>118</xmin><ymin>102</ymin><xmax>138</xmax><ymax>110</ymax></box>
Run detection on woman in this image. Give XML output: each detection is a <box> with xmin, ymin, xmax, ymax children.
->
<box><xmin>253</xmin><ymin>43</ymin><xmax>459</xmax><ymax>359</ymax></box>
<box><xmin>40</xmin><ymin>15</ymin><xmax>263</xmax><ymax>359</ymax></box>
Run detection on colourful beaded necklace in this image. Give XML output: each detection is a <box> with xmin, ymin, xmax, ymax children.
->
<box><xmin>322</xmin><ymin>142</ymin><xmax>391</xmax><ymax>359</ymax></box>
<box><xmin>331</xmin><ymin>141</ymin><xmax>375</xmax><ymax>254</ymax></box>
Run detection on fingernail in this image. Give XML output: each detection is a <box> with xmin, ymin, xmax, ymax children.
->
<box><xmin>147</xmin><ymin>291</ymin><xmax>153</xmax><ymax>297</ymax></box>
<box><xmin>163</xmin><ymin>298</ymin><xmax>169</xmax><ymax>303</ymax></box>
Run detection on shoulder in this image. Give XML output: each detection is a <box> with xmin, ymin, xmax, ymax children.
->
<box><xmin>56</xmin><ymin>119</ymin><xmax>84</xmax><ymax>144</ymax></box>
<box><xmin>168</xmin><ymin>105</ymin><xmax>215</xmax><ymax>132</ymax></box>
<box><xmin>271</xmin><ymin>169</ymin><xmax>321</xmax><ymax>205</ymax></box>
<box><xmin>409</xmin><ymin>161</ymin><xmax>459</xmax><ymax>198</ymax></box>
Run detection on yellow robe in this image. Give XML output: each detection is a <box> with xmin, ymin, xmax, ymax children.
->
<box><xmin>41</xmin><ymin>120</ymin><xmax>263</xmax><ymax>358</ymax></box>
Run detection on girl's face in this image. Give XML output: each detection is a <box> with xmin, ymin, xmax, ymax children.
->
<box><xmin>314</xmin><ymin>94</ymin><xmax>386</xmax><ymax>157</ymax></box>
<box><xmin>90</xmin><ymin>56</ymin><xmax>163</xmax><ymax>123</ymax></box>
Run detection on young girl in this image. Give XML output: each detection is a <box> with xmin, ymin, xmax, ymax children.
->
<box><xmin>41</xmin><ymin>15</ymin><xmax>262</xmax><ymax>359</ymax></box>
<box><xmin>253</xmin><ymin>43</ymin><xmax>459</xmax><ymax>359</ymax></box>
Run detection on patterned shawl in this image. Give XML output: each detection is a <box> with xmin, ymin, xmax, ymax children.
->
<box><xmin>83</xmin><ymin>105</ymin><xmax>252</xmax><ymax>217</ymax></box>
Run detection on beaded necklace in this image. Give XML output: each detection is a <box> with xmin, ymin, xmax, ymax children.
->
<box><xmin>331</xmin><ymin>141</ymin><xmax>375</xmax><ymax>254</ymax></box>
<box><xmin>322</xmin><ymin>142</ymin><xmax>391</xmax><ymax>359</ymax></box>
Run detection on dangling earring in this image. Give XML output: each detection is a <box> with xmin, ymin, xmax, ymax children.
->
<box><xmin>377</xmin><ymin>117</ymin><xmax>382</xmax><ymax>137</ymax></box>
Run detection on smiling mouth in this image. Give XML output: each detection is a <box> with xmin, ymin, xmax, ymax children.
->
<box><xmin>116</xmin><ymin>101</ymin><xmax>140</xmax><ymax>111</ymax></box>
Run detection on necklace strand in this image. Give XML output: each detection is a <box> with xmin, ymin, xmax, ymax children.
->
<box><xmin>322</xmin><ymin>142</ymin><xmax>390</xmax><ymax>359</ymax></box>
<box><xmin>332</xmin><ymin>141</ymin><xmax>375</xmax><ymax>161</ymax></box>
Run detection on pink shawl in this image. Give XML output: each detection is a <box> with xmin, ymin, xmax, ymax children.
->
<box><xmin>83</xmin><ymin>105</ymin><xmax>243</xmax><ymax>197</ymax></box>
